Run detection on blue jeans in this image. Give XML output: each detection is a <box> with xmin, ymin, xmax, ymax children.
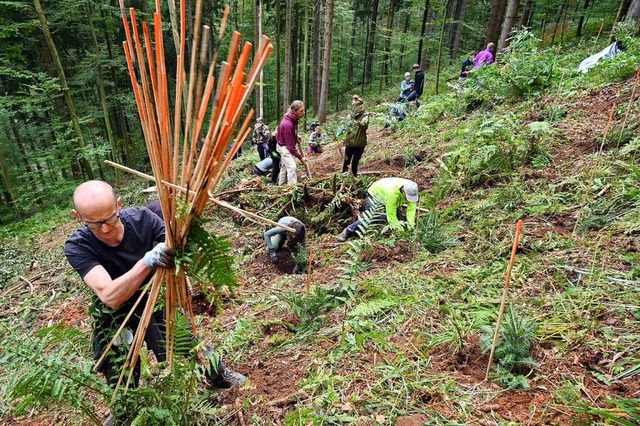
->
<box><xmin>257</xmin><ymin>142</ymin><xmax>269</xmax><ymax>160</ymax></box>
<box><xmin>346</xmin><ymin>196</ymin><xmax>387</xmax><ymax>236</ymax></box>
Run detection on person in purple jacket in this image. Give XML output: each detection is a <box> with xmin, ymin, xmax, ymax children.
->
<box><xmin>473</xmin><ymin>42</ymin><xmax>495</xmax><ymax>68</ymax></box>
<box><xmin>276</xmin><ymin>100</ymin><xmax>307</xmax><ymax>185</ymax></box>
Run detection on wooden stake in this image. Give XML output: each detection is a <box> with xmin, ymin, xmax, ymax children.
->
<box><xmin>485</xmin><ymin>220</ymin><xmax>523</xmax><ymax>380</ymax></box>
<box><xmin>306</xmin><ymin>247</ymin><xmax>314</xmax><ymax>293</ymax></box>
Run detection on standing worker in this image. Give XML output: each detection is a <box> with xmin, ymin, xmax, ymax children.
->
<box><xmin>276</xmin><ymin>101</ymin><xmax>307</xmax><ymax>185</ymax></box>
<box><xmin>252</xmin><ymin>117</ymin><xmax>271</xmax><ymax>160</ymax></box>
<box><xmin>407</xmin><ymin>64</ymin><xmax>425</xmax><ymax>104</ymax></box>
<box><xmin>342</xmin><ymin>95</ymin><xmax>369</xmax><ymax>177</ymax></box>
<box><xmin>337</xmin><ymin>177</ymin><xmax>419</xmax><ymax>242</ymax></box>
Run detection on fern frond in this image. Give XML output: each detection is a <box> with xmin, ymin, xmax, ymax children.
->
<box><xmin>348</xmin><ymin>298</ymin><xmax>400</xmax><ymax>319</ymax></box>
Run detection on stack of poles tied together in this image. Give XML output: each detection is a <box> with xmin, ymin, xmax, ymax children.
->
<box><xmin>100</xmin><ymin>0</ymin><xmax>273</xmax><ymax>396</ymax></box>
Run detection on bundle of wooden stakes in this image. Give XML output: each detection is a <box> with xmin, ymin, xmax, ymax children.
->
<box><xmin>101</xmin><ymin>0</ymin><xmax>273</xmax><ymax>396</ymax></box>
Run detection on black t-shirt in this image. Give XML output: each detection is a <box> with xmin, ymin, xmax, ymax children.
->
<box><xmin>65</xmin><ymin>207</ymin><xmax>166</xmax><ymax>366</ymax></box>
<box><xmin>65</xmin><ymin>207</ymin><xmax>165</xmax><ymax>281</ymax></box>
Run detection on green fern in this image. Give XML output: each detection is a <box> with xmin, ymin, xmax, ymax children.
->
<box><xmin>177</xmin><ymin>216</ymin><xmax>238</xmax><ymax>304</ymax></box>
<box><xmin>0</xmin><ymin>326</ymin><xmax>110</xmax><ymax>425</ymax></box>
<box><xmin>348</xmin><ymin>298</ymin><xmax>400</xmax><ymax>319</ymax></box>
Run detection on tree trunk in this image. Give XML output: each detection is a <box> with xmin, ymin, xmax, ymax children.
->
<box><xmin>312</xmin><ymin>0</ymin><xmax>323</xmax><ymax>115</ymax></box>
<box><xmin>485</xmin><ymin>0</ymin><xmax>508</xmax><ymax>47</ymax></box>
<box><xmin>318</xmin><ymin>0</ymin><xmax>334</xmax><ymax>124</ymax></box>
<box><xmin>33</xmin><ymin>0</ymin><xmax>94</xmax><ymax>180</ymax></box>
<box><xmin>101</xmin><ymin>7</ymin><xmax>131</xmax><ymax>166</ymax></box>
<box><xmin>450</xmin><ymin>0</ymin><xmax>468</xmax><ymax>62</ymax></box>
<box><xmin>380</xmin><ymin>0</ymin><xmax>395</xmax><ymax>88</ymax></box>
<box><xmin>0</xmin><ymin>149</ymin><xmax>17</xmax><ymax>216</ymax></box>
<box><xmin>284</xmin><ymin>0</ymin><xmax>293</xmax><ymax>110</ymax></box>
<box><xmin>86</xmin><ymin>1</ymin><xmax>119</xmax><ymax>185</ymax></box>
<box><xmin>276</xmin><ymin>0</ymin><xmax>282</xmax><ymax>116</ymax></box>
<box><xmin>257</xmin><ymin>0</ymin><xmax>264</xmax><ymax>119</ymax></box>
<box><xmin>576</xmin><ymin>0</ymin><xmax>589</xmax><ymax>36</ymax></box>
<box><xmin>347</xmin><ymin>0</ymin><xmax>359</xmax><ymax>83</ymax></box>
<box><xmin>435</xmin><ymin>0</ymin><xmax>450</xmax><ymax>95</ymax></box>
<box><xmin>550</xmin><ymin>2</ymin><xmax>565</xmax><ymax>44</ymax></box>
<box><xmin>520</xmin><ymin>0</ymin><xmax>534</xmax><ymax>27</ymax></box>
<box><xmin>417</xmin><ymin>0</ymin><xmax>430</xmax><ymax>66</ymax></box>
<box><xmin>365</xmin><ymin>0</ymin><xmax>380</xmax><ymax>84</ymax></box>
<box><xmin>302</xmin><ymin>0</ymin><xmax>309</xmax><ymax>124</ymax></box>
<box><xmin>423</xmin><ymin>7</ymin><xmax>436</xmax><ymax>70</ymax></box>
<box><xmin>626</xmin><ymin>0</ymin><xmax>640</xmax><ymax>21</ymax></box>
<box><xmin>399</xmin><ymin>11</ymin><xmax>410</xmax><ymax>71</ymax></box>
<box><xmin>498</xmin><ymin>0</ymin><xmax>520</xmax><ymax>52</ymax></box>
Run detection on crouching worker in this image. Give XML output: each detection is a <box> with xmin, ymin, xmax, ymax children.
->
<box><xmin>64</xmin><ymin>181</ymin><xmax>246</xmax><ymax>410</ymax></box>
<box><xmin>263</xmin><ymin>216</ymin><xmax>307</xmax><ymax>273</ymax></box>
<box><xmin>252</xmin><ymin>156</ymin><xmax>274</xmax><ymax>177</ymax></box>
<box><xmin>337</xmin><ymin>177</ymin><xmax>419</xmax><ymax>242</ymax></box>
<box><xmin>307</xmin><ymin>126</ymin><xmax>325</xmax><ymax>154</ymax></box>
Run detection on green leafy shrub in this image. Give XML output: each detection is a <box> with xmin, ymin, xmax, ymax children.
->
<box><xmin>480</xmin><ymin>306</ymin><xmax>538</xmax><ymax>389</ymax></box>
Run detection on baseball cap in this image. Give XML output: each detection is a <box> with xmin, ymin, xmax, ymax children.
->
<box><xmin>404</xmin><ymin>72</ymin><xmax>411</xmax><ymax>77</ymax></box>
<box><xmin>403</xmin><ymin>181</ymin><xmax>419</xmax><ymax>202</ymax></box>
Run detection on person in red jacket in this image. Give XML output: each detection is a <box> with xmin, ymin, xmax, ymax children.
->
<box><xmin>276</xmin><ymin>100</ymin><xmax>307</xmax><ymax>185</ymax></box>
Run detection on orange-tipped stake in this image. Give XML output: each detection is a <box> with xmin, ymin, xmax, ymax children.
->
<box><xmin>485</xmin><ymin>220</ymin><xmax>523</xmax><ymax>380</ymax></box>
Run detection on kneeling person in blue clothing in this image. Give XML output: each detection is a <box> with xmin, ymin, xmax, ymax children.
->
<box><xmin>263</xmin><ymin>216</ymin><xmax>307</xmax><ymax>273</ymax></box>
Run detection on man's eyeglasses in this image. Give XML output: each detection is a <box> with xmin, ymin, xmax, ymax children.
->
<box><xmin>82</xmin><ymin>207</ymin><xmax>120</xmax><ymax>230</ymax></box>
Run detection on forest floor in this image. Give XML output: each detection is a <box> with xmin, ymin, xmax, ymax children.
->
<box><xmin>3</xmin><ymin>75</ymin><xmax>640</xmax><ymax>426</ymax></box>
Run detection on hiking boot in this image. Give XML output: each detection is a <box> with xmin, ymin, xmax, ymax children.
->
<box><xmin>337</xmin><ymin>229</ymin><xmax>349</xmax><ymax>242</ymax></box>
<box><xmin>211</xmin><ymin>368</ymin><xmax>247</xmax><ymax>389</ymax></box>
<box><xmin>103</xmin><ymin>413</ymin><xmax>115</xmax><ymax>426</ymax></box>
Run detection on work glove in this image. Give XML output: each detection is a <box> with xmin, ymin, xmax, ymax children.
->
<box><xmin>144</xmin><ymin>243</ymin><xmax>176</xmax><ymax>269</ymax></box>
<box><xmin>269</xmin><ymin>252</ymin><xmax>279</xmax><ymax>264</ymax></box>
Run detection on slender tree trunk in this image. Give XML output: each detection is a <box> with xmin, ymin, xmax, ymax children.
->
<box><xmin>318</xmin><ymin>0</ymin><xmax>334</xmax><ymax>124</ymax></box>
<box><xmin>576</xmin><ymin>0</ymin><xmax>590</xmax><ymax>36</ymax></box>
<box><xmin>312</xmin><ymin>0</ymin><xmax>323</xmax><ymax>115</ymax></box>
<box><xmin>257</xmin><ymin>0</ymin><xmax>264</xmax><ymax>118</ymax></box>
<box><xmin>361</xmin><ymin>17</ymin><xmax>370</xmax><ymax>94</ymax></box>
<box><xmin>284</xmin><ymin>0</ymin><xmax>293</xmax><ymax>110</ymax></box>
<box><xmin>485</xmin><ymin>0</ymin><xmax>508</xmax><ymax>46</ymax></box>
<box><xmin>399</xmin><ymin>11</ymin><xmax>410</xmax><ymax>71</ymax></box>
<box><xmin>101</xmin><ymin>8</ymin><xmax>131</xmax><ymax>166</ymax></box>
<box><xmin>276</xmin><ymin>0</ymin><xmax>282</xmax><ymax>115</ymax></box>
<box><xmin>520</xmin><ymin>0</ymin><xmax>534</xmax><ymax>27</ymax></box>
<box><xmin>417</xmin><ymin>0</ymin><xmax>430</xmax><ymax>66</ymax></box>
<box><xmin>560</xmin><ymin>2</ymin><xmax>569</xmax><ymax>40</ymax></box>
<box><xmin>33</xmin><ymin>0</ymin><xmax>94</xmax><ymax>179</ymax></box>
<box><xmin>435</xmin><ymin>0</ymin><xmax>450</xmax><ymax>95</ymax></box>
<box><xmin>498</xmin><ymin>0</ymin><xmax>520</xmax><ymax>52</ymax></box>
<box><xmin>450</xmin><ymin>0</ymin><xmax>468</xmax><ymax>62</ymax></box>
<box><xmin>0</xmin><ymin>149</ymin><xmax>17</xmax><ymax>215</ymax></box>
<box><xmin>550</xmin><ymin>2</ymin><xmax>565</xmax><ymax>43</ymax></box>
<box><xmin>365</xmin><ymin>0</ymin><xmax>380</xmax><ymax>84</ymax></box>
<box><xmin>424</xmin><ymin>7</ymin><xmax>436</xmax><ymax>69</ymax></box>
<box><xmin>381</xmin><ymin>0</ymin><xmax>395</xmax><ymax>88</ymax></box>
<box><xmin>347</xmin><ymin>0</ymin><xmax>359</xmax><ymax>83</ymax></box>
<box><xmin>302</xmin><ymin>0</ymin><xmax>309</xmax><ymax>124</ymax></box>
<box><xmin>86</xmin><ymin>1</ymin><xmax>119</xmax><ymax>185</ymax></box>
<box><xmin>445</xmin><ymin>0</ymin><xmax>459</xmax><ymax>58</ymax></box>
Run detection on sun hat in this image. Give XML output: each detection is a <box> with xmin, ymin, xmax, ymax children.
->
<box><xmin>403</xmin><ymin>181</ymin><xmax>419</xmax><ymax>202</ymax></box>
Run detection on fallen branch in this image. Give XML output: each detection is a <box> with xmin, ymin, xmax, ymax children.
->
<box><xmin>555</xmin><ymin>265</ymin><xmax>640</xmax><ymax>288</ymax></box>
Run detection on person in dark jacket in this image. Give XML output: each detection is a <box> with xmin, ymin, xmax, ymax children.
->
<box><xmin>407</xmin><ymin>64</ymin><xmax>425</xmax><ymax>103</ymax></box>
<box><xmin>252</xmin><ymin>117</ymin><xmax>271</xmax><ymax>160</ymax></box>
<box><xmin>268</xmin><ymin>127</ymin><xmax>281</xmax><ymax>184</ymax></box>
<box><xmin>342</xmin><ymin>95</ymin><xmax>369</xmax><ymax>177</ymax></box>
